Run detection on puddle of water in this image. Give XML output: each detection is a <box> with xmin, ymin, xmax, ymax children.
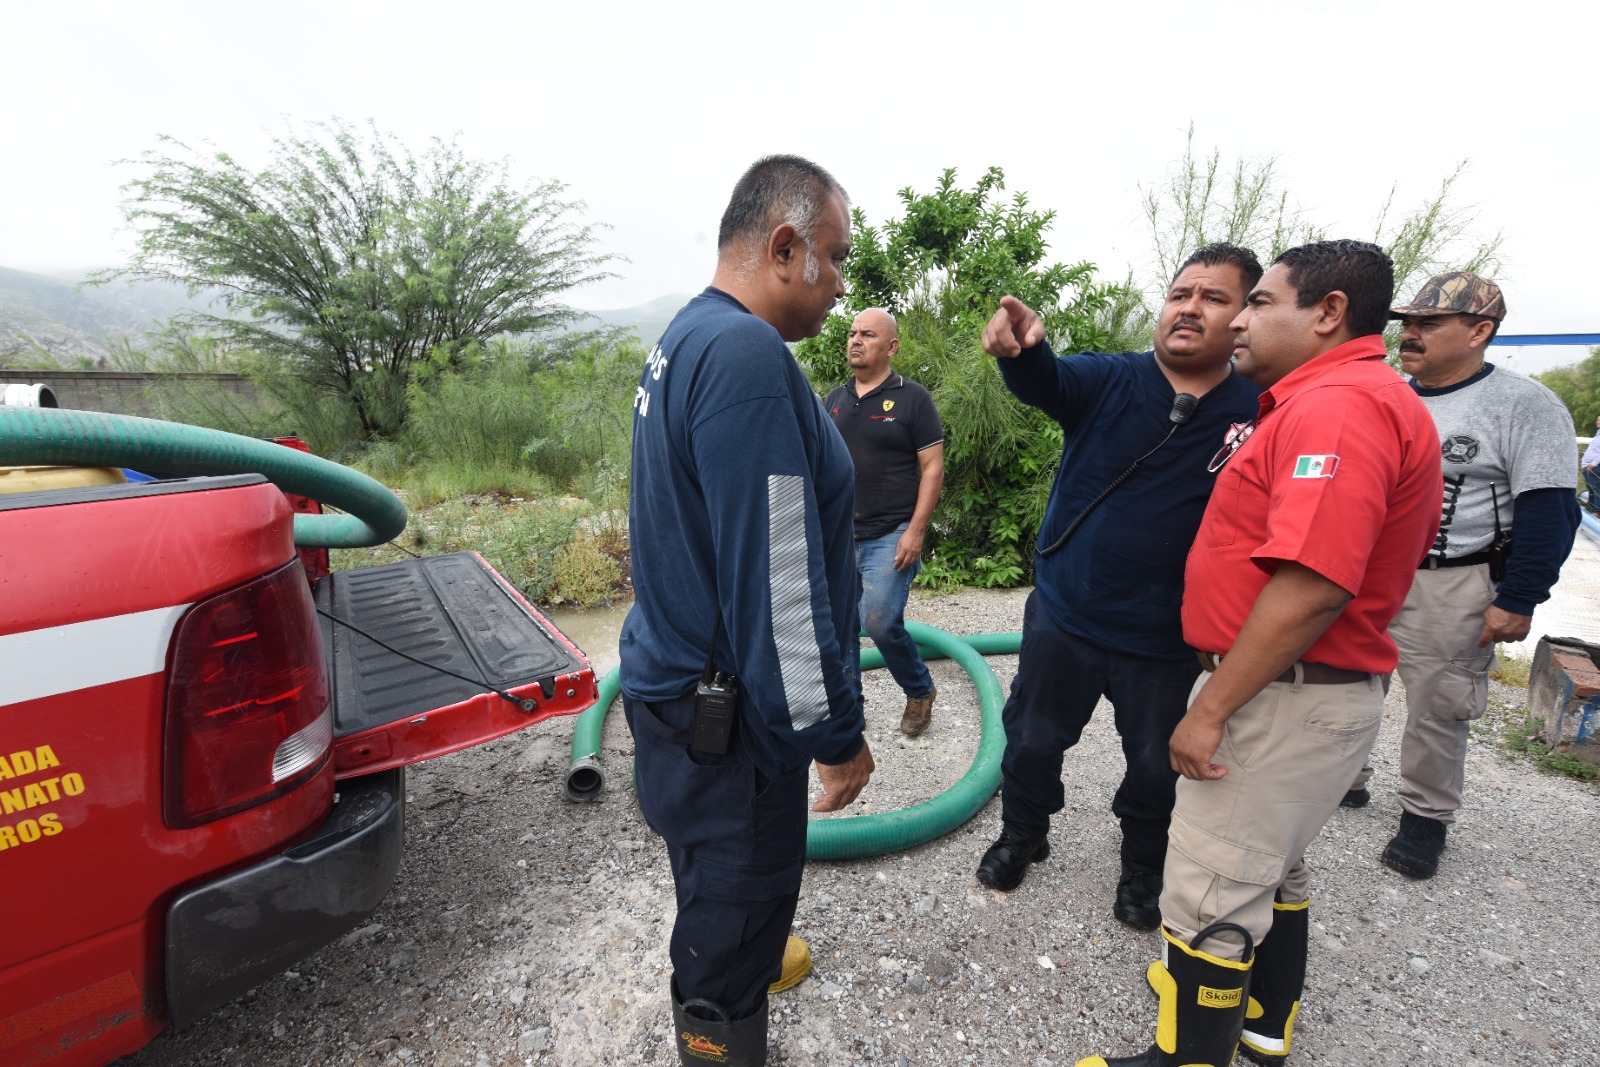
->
<box><xmin>545</xmin><ymin>602</ymin><xmax>628</xmax><ymax>677</ymax></box>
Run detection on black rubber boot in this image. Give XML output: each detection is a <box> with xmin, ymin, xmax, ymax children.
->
<box><xmin>1114</xmin><ymin>862</ymin><xmax>1163</xmax><ymax>931</ymax></box>
<box><xmin>1381</xmin><ymin>811</ymin><xmax>1447</xmax><ymax>879</ymax></box>
<box><xmin>1239</xmin><ymin>896</ymin><xmax>1309</xmax><ymax>1063</ymax></box>
<box><xmin>671</xmin><ymin>981</ymin><xmax>768</xmax><ymax>1066</ymax></box>
<box><xmin>1075</xmin><ymin>922</ymin><xmax>1254</xmax><ymax>1067</ymax></box>
<box><xmin>976</xmin><ymin>829</ymin><xmax>1050</xmax><ymax>891</ymax></box>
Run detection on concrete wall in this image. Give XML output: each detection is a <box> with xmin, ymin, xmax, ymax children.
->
<box><xmin>0</xmin><ymin>370</ymin><xmax>257</xmax><ymax>418</ymax></box>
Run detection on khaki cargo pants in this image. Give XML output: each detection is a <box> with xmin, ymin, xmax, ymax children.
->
<box><xmin>1351</xmin><ymin>564</ymin><xmax>1494</xmax><ymax>823</ymax></box>
<box><xmin>1161</xmin><ymin>670</ymin><xmax>1385</xmax><ymax>960</ymax></box>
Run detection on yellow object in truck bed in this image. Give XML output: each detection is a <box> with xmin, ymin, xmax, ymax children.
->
<box><xmin>0</xmin><ymin>465</ymin><xmax>128</xmax><ymax>495</ymax></box>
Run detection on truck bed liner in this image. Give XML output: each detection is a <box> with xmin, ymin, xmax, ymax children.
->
<box><xmin>316</xmin><ymin>552</ymin><xmax>586</xmax><ymax>738</ymax></box>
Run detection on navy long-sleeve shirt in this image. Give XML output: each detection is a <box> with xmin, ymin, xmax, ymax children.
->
<box><xmin>998</xmin><ymin>342</ymin><xmax>1261</xmax><ymax>659</ymax></box>
<box><xmin>620</xmin><ymin>288</ymin><xmax>865</xmax><ymax>777</ymax></box>
<box><xmin>1494</xmin><ymin>488</ymin><xmax>1578</xmax><ymax>615</ymax></box>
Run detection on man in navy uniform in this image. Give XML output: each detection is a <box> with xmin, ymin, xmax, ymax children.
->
<box><xmin>621</xmin><ymin>155</ymin><xmax>876</xmax><ymax>1067</ymax></box>
<box><xmin>976</xmin><ymin>244</ymin><xmax>1262</xmax><ymax>930</ymax></box>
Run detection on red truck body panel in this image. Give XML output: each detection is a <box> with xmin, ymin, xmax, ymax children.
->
<box><xmin>1</xmin><ymin>480</ymin><xmax>333</xmax><ymax>1066</ymax></box>
<box><xmin>0</xmin><ymin>470</ymin><xmax>595</xmax><ymax>1066</ymax></box>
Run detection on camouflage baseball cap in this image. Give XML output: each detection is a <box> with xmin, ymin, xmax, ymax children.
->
<box><xmin>1390</xmin><ymin>271</ymin><xmax>1506</xmax><ymax>321</ymax></box>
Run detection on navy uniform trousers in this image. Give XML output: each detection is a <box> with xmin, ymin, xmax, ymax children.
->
<box><xmin>625</xmin><ymin>693</ymin><xmax>809</xmax><ymax>1020</ymax></box>
<box><xmin>999</xmin><ymin>589</ymin><xmax>1202</xmax><ymax>873</ymax></box>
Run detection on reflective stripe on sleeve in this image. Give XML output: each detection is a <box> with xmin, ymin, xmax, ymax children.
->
<box><xmin>767</xmin><ymin>474</ymin><xmax>830</xmax><ymax>730</ymax></box>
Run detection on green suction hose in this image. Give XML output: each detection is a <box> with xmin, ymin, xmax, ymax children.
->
<box><xmin>0</xmin><ymin>407</ymin><xmax>406</xmax><ymax>548</ymax></box>
<box><xmin>565</xmin><ymin>622</ymin><xmax>1021</xmax><ymax>860</ymax></box>
<box><xmin>564</xmin><ymin>669</ymin><xmax>621</xmax><ymax>803</ymax></box>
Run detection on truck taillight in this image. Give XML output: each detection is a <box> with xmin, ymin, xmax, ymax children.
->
<box><xmin>164</xmin><ymin>560</ymin><xmax>332</xmax><ymax>827</ymax></box>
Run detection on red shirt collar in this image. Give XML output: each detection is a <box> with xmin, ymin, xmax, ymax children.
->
<box><xmin>1257</xmin><ymin>335</ymin><xmax>1388</xmax><ymax>418</ymax></box>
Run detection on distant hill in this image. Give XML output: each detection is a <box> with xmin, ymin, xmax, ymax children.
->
<box><xmin>0</xmin><ymin>267</ymin><xmax>223</xmax><ymax>367</ymax></box>
<box><xmin>1</xmin><ymin>265</ymin><xmax>690</xmax><ymax>367</ymax></box>
<box><xmin>572</xmin><ymin>293</ymin><xmax>691</xmax><ymax>348</ymax></box>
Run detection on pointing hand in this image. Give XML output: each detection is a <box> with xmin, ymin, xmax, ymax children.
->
<box><xmin>981</xmin><ymin>296</ymin><xmax>1045</xmax><ymax>358</ymax></box>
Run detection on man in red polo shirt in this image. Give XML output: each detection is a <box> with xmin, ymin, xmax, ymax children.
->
<box><xmin>1078</xmin><ymin>241</ymin><xmax>1441</xmax><ymax>1067</ymax></box>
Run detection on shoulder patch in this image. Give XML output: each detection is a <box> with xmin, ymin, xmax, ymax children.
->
<box><xmin>1293</xmin><ymin>455</ymin><xmax>1339</xmax><ymax>478</ymax></box>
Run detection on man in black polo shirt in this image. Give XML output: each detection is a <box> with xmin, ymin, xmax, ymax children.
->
<box><xmin>825</xmin><ymin>308</ymin><xmax>945</xmax><ymax>735</ymax></box>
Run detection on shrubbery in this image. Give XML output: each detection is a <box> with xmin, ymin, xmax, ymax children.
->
<box><xmin>332</xmin><ymin>492</ymin><xmax>628</xmax><ymax>607</ymax></box>
<box><xmin>328</xmin><ymin>331</ymin><xmax>640</xmax><ymax>605</ymax></box>
<box><xmin>797</xmin><ymin>167</ymin><xmax>1137</xmax><ymax>590</ymax></box>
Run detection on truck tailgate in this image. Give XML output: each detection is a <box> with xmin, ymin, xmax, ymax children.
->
<box><xmin>315</xmin><ymin>551</ymin><xmax>597</xmax><ymax>777</ymax></box>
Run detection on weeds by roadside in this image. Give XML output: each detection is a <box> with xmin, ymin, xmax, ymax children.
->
<box><xmin>331</xmin><ymin>492</ymin><xmax>630</xmax><ymax>608</ymax></box>
<box><xmin>1476</xmin><ymin>677</ymin><xmax>1600</xmax><ymax>790</ymax></box>
<box><xmin>1489</xmin><ymin>646</ymin><xmax>1532</xmax><ymax>687</ymax></box>
<box><xmin>1498</xmin><ymin>709</ymin><xmax>1600</xmax><ymax>783</ymax></box>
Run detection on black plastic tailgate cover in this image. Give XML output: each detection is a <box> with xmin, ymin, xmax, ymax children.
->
<box><xmin>315</xmin><ymin>552</ymin><xmax>594</xmax><ymax>774</ymax></box>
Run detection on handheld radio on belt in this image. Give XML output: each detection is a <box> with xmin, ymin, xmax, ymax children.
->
<box><xmin>692</xmin><ymin>614</ymin><xmax>738</xmax><ymax>754</ymax></box>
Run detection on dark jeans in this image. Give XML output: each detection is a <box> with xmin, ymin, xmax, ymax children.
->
<box><xmin>999</xmin><ymin>590</ymin><xmax>1201</xmax><ymax>873</ymax></box>
<box><xmin>625</xmin><ymin>694</ymin><xmax>808</xmax><ymax>1020</ymax></box>
<box><xmin>1584</xmin><ymin>467</ymin><xmax>1600</xmax><ymax>513</ymax></box>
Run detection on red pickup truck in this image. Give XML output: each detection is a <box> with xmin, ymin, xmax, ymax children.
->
<box><xmin>0</xmin><ymin>406</ymin><xmax>597</xmax><ymax>1066</ymax></box>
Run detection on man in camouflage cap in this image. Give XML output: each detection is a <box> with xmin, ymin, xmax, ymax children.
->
<box><xmin>1394</xmin><ymin>270</ymin><xmax>1508</xmax><ymax>322</ymax></box>
<box><xmin>1344</xmin><ymin>270</ymin><xmax>1580</xmax><ymax>881</ymax></box>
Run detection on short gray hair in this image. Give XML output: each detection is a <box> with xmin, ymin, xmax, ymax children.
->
<box><xmin>717</xmin><ymin>155</ymin><xmax>847</xmax><ymax>266</ymax></box>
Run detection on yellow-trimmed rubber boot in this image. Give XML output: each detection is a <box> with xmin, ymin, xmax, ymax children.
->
<box><xmin>1076</xmin><ymin>922</ymin><xmax>1254</xmax><ymax>1067</ymax></box>
<box><xmin>1239</xmin><ymin>897</ymin><xmax>1308</xmax><ymax>1063</ymax></box>
<box><xmin>767</xmin><ymin>935</ymin><xmax>811</xmax><ymax>993</ymax></box>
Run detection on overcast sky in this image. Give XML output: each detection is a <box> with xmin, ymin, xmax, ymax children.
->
<box><xmin>4</xmin><ymin>0</ymin><xmax>1595</xmax><ymax>354</ymax></box>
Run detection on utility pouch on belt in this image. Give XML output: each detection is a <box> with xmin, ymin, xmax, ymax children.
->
<box><xmin>1487</xmin><ymin>537</ymin><xmax>1510</xmax><ymax>583</ymax></box>
<box><xmin>691</xmin><ymin>614</ymin><xmax>737</xmax><ymax>754</ymax></box>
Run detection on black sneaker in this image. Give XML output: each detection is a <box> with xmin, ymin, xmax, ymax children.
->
<box><xmin>1381</xmin><ymin>811</ymin><xmax>1447</xmax><ymax>879</ymax></box>
<box><xmin>976</xmin><ymin>831</ymin><xmax>1050</xmax><ymax>891</ymax></box>
<box><xmin>1113</xmin><ymin>863</ymin><xmax>1162</xmax><ymax>930</ymax></box>
<box><xmin>1340</xmin><ymin>787</ymin><xmax>1371</xmax><ymax>808</ymax></box>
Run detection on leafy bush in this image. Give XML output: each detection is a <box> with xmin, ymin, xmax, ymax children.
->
<box><xmin>797</xmin><ymin>167</ymin><xmax>1128</xmax><ymax>588</ymax></box>
<box><xmin>549</xmin><ymin>533</ymin><xmax>625</xmax><ymax>606</ymax></box>
<box><xmin>323</xmin><ymin>329</ymin><xmax>641</xmax><ymax>605</ymax></box>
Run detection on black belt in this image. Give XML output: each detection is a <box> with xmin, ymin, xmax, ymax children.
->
<box><xmin>1196</xmin><ymin>651</ymin><xmax>1378</xmax><ymax>686</ymax></box>
<box><xmin>1419</xmin><ymin>550</ymin><xmax>1492</xmax><ymax>571</ymax></box>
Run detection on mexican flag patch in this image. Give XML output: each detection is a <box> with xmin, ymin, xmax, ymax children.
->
<box><xmin>1293</xmin><ymin>455</ymin><xmax>1339</xmax><ymax>478</ymax></box>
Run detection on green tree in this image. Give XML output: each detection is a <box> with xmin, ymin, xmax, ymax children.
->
<box><xmin>797</xmin><ymin>167</ymin><xmax>1128</xmax><ymax>588</ymax></box>
<box><xmin>1537</xmin><ymin>347</ymin><xmax>1600</xmax><ymax>433</ymax></box>
<box><xmin>103</xmin><ymin>120</ymin><xmax>614</xmax><ymax>439</ymax></box>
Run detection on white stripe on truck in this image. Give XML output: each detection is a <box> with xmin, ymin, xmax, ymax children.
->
<box><xmin>0</xmin><ymin>605</ymin><xmax>191</xmax><ymax>708</ymax></box>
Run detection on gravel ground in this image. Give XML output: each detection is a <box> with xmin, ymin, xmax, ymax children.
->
<box><xmin>125</xmin><ymin>587</ymin><xmax>1600</xmax><ymax>1067</ymax></box>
